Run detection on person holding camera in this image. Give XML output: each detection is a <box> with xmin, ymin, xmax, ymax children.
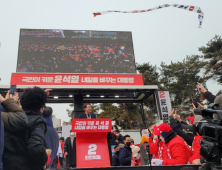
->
<box><xmin>0</xmin><ymin>91</ymin><xmax>28</xmax><ymax>170</ymax></box>
<box><xmin>198</xmin><ymin>82</ymin><xmax>222</xmax><ymax>110</ymax></box>
<box><xmin>2</xmin><ymin>87</ymin><xmax>51</xmax><ymax>170</ymax></box>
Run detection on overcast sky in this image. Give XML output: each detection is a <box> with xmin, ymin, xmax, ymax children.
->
<box><xmin>0</xmin><ymin>0</ymin><xmax>222</xmax><ymax>122</ymax></box>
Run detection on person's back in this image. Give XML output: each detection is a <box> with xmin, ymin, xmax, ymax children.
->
<box><xmin>163</xmin><ymin>135</ymin><xmax>192</xmax><ymax>165</ymax></box>
<box><xmin>3</xmin><ymin>87</ymin><xmax>48</xmax><ymax>170</ymax></box>
<box><xmin>43</xmin><ymin>107</ymin><xmax>59</xmax><ymax>169</ymax></box>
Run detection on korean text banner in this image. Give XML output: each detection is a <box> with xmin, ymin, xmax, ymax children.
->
<box><xmin>10</xmin><ymin>73</ymin><xmax>144</xmax><ymax>86</ymax></box>
<box><xmin>93</xmin><ymin>4</ymin><xmax>204</xmax><ymax>28</ymax></box>
<box><xmin>72</xmin><ymin>119</ymin><xmax>112</xmax><ymax>132</ymax></box>
<box><xmin>157</xmin><ymin>91</ymin><xmax>172</xmax><ymax>121</ymax></box>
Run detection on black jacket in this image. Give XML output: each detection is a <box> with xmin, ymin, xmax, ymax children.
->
<box><xmin>169</xmin><ymin>116</ymin><xmax>194</xmax><ymax>146</ymax></box>
<box><xmin>78</xmin><ymin>113</ymin><xmax>96</xmax><ymax>119</ymax></box>
<box><xmin>117</xmin><ymin>134</ymin><xmax>124</xmax><ymax>144</ymax></box>
<box><xmin>110</xmin><ymin>134</ymin><xmax>116</xmax><ymax>146</ymax></box>
<box><xmin>3</xmin><ymin>110</ymin><xmax>48</xmax><ymax>170</ymax></box>
<box><xmin>119</xmin><ymin>144</ymin><xmax>132</xmax><ymax>166</ymax></box>
<box><xmin>112</xmin><ymin>153</ymin><xmax>120</xmax><ymax>166</ymax></box>
<box><xmin>107</xmin><ymin>132</ymin><xmax>112</xmax><ymax>164</ymax></box>
<box><xmin>204</xmin><ymin>91</ymin><xmax>216</xmax><ymax>103</ymax></box>
<box><xmin>64</xmin><ymin>137</ymin><xmax>76</xmax><ymax>166</ymax></box>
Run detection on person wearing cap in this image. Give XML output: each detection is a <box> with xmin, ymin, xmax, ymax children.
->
<box><xmin>148</xmin><ymin>126</ymin><xmax>165</xmax><ymax>159</ymax></box>
<box><xmin>153</xmin><ymin>123</ymin><xmax>192</xmax><ymax>165</ymax></box>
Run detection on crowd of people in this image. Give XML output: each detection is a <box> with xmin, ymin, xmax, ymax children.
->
<box><xmin>109</xmin><ymin>82</ymin><xmax>222</xmax><ymax>168</ymax></box>
<box><xmin>0</xmin><ymin>82</ymin><xmax>222</xmax><ymax>170</ymax></box>
<box><xmin>17</xmin><ymin>37</ymin><xmax>136</xmax><ymax>73</ymax></box>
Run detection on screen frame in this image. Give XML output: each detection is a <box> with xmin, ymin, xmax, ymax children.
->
<box><xmin>16</xmin><ymin>28</ymin><xmax>137</xmax><ymax>74</ymax></box>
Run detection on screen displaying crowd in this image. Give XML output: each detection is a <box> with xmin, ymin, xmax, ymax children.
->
<box><xmin>17</xmin><ymin>29</ymin><xmax>136</xmax><ymax>73</ymax></box>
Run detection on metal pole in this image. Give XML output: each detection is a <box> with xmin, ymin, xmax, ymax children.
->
<box><xmin>73</xmin><ymin>90</ymin><xmax>84</xmax><ymax>119</ymax></box>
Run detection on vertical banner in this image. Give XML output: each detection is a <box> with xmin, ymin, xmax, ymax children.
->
<box><xmin>156</xmin><ymin>90</ymin><xmax>172</xmax><ymax>121</ymax></box>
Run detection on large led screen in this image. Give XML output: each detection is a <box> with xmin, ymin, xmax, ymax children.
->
<box><xmin>17</xmin><ymin>29</ymin><xmax>136</xmax><ymax>73</ymax></box>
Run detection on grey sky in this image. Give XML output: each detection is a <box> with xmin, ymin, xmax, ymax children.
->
<box><xmin>0</xmin><ymin>0</ymin><xmax>221</xmax><ymax>122</ymax></box>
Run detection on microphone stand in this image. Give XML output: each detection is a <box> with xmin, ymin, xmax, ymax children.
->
<box><xmin>145</xmin><ymin>143</ymin><xmax>152</xmax><ymax>170</ymax></box>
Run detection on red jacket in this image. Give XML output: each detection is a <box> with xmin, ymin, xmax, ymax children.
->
<box><xmin>60</xmin><ymin>141</ymin><xmax>64</xmax><ymax>156</ymax></box>
<box><xmin>157</xmin><ymin>141</ymin><xmax>166</xmax><ymax>160</ymax></box>
<box><xmin>189</xmin><ymin>136</ymin><xmax>203</xmax><ymax>164</ymax></box>
<box><xmin>148</xmin><ymin>133</ymin><xmax>158</xmax><ymax>156</ymax></box>
<box><xmin>148</xmin><ymin>133</ymin><xmax>165</xmax><ymax>159</ymax></box>
<box><xmin>162</xmin><ymin>135</ymin><xmax>192</xmax><ymax>165</ymax></box>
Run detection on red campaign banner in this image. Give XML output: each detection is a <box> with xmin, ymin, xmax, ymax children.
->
<box><xmin>72</xmin><ymin>119</ymin><xmax>112</xmax><ymax>132</ymax></box>
<box><xmin>76</xmin><ymin>132</ymin><xmax>110</xmax><ymax>167</ymax></box>
<box><xmin>10</xmin><ymin>73</ymin><xmax>144</xmax><ymax>86</ymax></box>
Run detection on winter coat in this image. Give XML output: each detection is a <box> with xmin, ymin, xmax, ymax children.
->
<box><xmin>117</xmin><ymin>134</ymin><xmax>124</xmax><ymax>144</ymax></box>
<box><xmin>204</xmin><ymin>91</ymin><xmax>216</xmax><ymax>103</ymax></box>
<box><xmin>1</xmin><ymin>98</ymin><xmax>28</xmax><ymax>132</ymax></box>
<box><xmin>189</xmin><ymin>135</ymin><xmax>203</xmax><ymax>164</ymax></box>
<box><xmin>169</xmin><ymin>116</ymin><xmax>194</xmax><ymax>146</ymax></box>
<box><xmin>44</xmin><ymin>117</ymin><xmax>59</xmax><ymax>169</ymax></box>
<box><xmin>64</xmin><ymin>137</ymin><xmax>76</xmax><ymax>166</ymax></box>
<box><xmin>110</xmin><ymin>133</ymin><xmax>117</xmax><ymax>146</ymax></box>
<box><xmin>119</xmin><ymin>144</ymin><xmax>132</xmax><ymax>166</ymax></box>
<box><xmin>157</xmin><ymin>141</ymin><xmax>166</xmax><ymax>160</ymax></box>
<box><xmin>3</xmin><ymin>110</ymin><xmax>48</xmax><ymax>170</ymax></box>
<box><xmin>112</xmin><ymin>153</ymin><xmax>120</xmax><ymax>166</ymax></box>
<box><xmin>148</xmin><ymin>133</ymin><xmax>159</xmax><ymax>156</ymax></box>
<box><xmin>1</xmin><ymin>99</ymin><xmax>28</xmax><ymax>170</ymax></box>
<box><xmin>140</xmin><ymin>142</ymin><xmax>149</xmax><ymax>165</ymax></box>
<box><xmin>107</xmin><ymin>132</ymin><xmax>112</xmax><ymax>164</ymax></box>
<box><xmin>162</xmin><ymin>135</ymin><xmax>192</xmax><ymax>165</ymax></box>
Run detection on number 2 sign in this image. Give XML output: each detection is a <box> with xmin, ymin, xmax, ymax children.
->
<box><xmin>159</xmin><ymin>91</ymin><xmax>165</xmax><ymax>98</ymax></box>
<box><xmin>156</xmin><ymin>91</ymin><xmax>172</xmax><ymax>121</ymax></box>
<box><xmin>76</xmin><ymin>131</ymin><xmax>110</xmax><ymax>167</ymax></box>
<box><xmin>88</xmin><ymin>144</ymin><xmax>97</xmax><ymax>155</ymax></box>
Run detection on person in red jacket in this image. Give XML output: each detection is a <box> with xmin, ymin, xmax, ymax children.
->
<box><xmin>59</xmin><ymin>137</ymin><xmax>65</xmax><ymax>168</ymax></box>
<box><xmin>189</xmin><ymin>135</ymin><xmax>203</xmax><ymax>164</ymax></box>
<box><xmin>153</xmin><ymin>123</ymin><xmax>192</xmax><ymax>165</ymax></box>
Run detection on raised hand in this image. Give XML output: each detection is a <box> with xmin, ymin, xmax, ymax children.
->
<box><xmin>169</xmin><ymin>108</ymin><xmax>175</xmax><ymax>117</ymax></box>
<box><xmin>44</xmin><ymin>89</ymin><xmax>52</xmax><ymax>96</ymax></box>
<box><xmin>197</xmin><ymin>82</ymin><xmax>207</xmax><ymax>93</ymax></box>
